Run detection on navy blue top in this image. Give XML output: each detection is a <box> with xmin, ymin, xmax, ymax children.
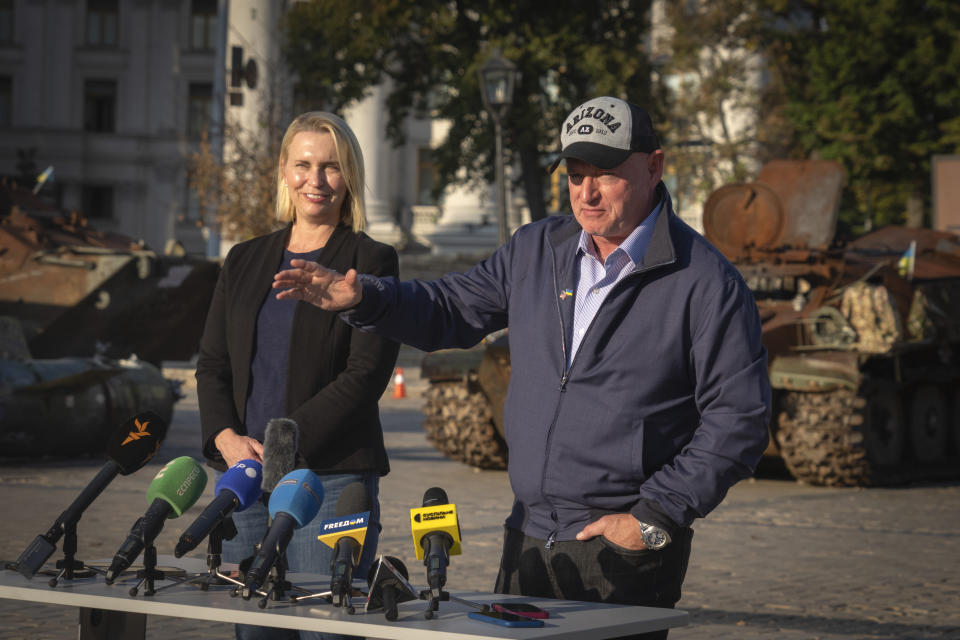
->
<box><xmin>244</xmin><ymin>247</ymin><xmax>325</xmax><ymax>441</ymax></box>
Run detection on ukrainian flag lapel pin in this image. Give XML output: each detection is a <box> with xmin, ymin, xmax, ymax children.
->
<box><xmin>559</xmin><ymin>288</ymin><xmax>573</xmax><ymax>300</ymax></box>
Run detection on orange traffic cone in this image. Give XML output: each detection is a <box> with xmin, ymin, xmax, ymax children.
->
<box><xmin>392</xmin><ymin>367</ymin><xmax>406</xmax><ymax>399</ymax></box>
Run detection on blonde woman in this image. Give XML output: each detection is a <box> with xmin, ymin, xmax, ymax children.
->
<box><xmin>196</xmin><ymin>112</ymin><xmax>399</xmax><ymax>640</ymax></box>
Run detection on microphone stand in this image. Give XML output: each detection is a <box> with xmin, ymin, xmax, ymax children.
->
<box><xmin>128</xmin><ymin>544</ymin><xmax>183</xmax><ymax>597</ymax></box>
<box><xmin>48</xmin><ymin>520</ymin><xmax>98</xmax><ymax>586</ymax></box>
<box><xmin>236</xmin><ymin>549</ymin><xmax>301</xmax><ymax>609</ymax></box>
<box><xmin>155</xmin><ymin>518</ymin><xmax>243</xmax><ymax>594</ymax></box>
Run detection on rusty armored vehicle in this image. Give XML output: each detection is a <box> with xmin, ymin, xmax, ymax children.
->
<box><xmin>0</xmin><ymin>184</ymin><xmax>219</xmax><ymax>457</ymax></box>
<box><xmin>420</xmin><ymin>160</ymin><xmax>960</xmax><ymax>486</ymax></box>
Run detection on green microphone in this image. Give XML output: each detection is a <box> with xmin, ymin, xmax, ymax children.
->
<box><xmin>104</xmin><ymin>456</ymin><xmax>207</xmax><ymax>584</ymax></box>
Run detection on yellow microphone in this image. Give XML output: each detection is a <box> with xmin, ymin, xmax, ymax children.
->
<box><xmin>409</xmin><ymin>487</ymin><xmax>461</xmax><ymax>593</ymax></box>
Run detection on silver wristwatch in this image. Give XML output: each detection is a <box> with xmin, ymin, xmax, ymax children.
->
<box><xmin>637</xmin><ymin>521</ymin><xmax>671</xmax><ymax>550</ymax></box>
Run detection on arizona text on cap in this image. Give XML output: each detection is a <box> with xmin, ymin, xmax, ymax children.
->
<box><xmin>548</xmin><ymin>96</ymin><xmax>660</xmax><ymax>173</ymax></box>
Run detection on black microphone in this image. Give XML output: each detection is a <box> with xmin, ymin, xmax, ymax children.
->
<box><xmin>260</xmin><ymin>418</ymin><xmax>299</xmax><ymax>493</ymax></box>
<box><xmin>174</xmin><ymin>459</ymin><xmax>263</xmax><ymax>558</ymax></box>
<box><xmin>365</xmin><ymin>555</ymin><xmax>418</xmax><ymax>621</ymax></box>
<box><xmin>316</xmin><ymin>482</ymin><xmax>372</xmax><ymax>611</ymax></box>
<box><xmin>15</xmin><ymin>412</ymin><xmax>169</xmax><ymax>579</ymax></box>
<box><xmin>104</xmin><ymin>457</ymin><xmax>207</xmax><ymax>584</ymax></box>
<box><xmin>409</xmin><ymin>487</ymin><xmax>462</xmax><ymax>595</ymax></box>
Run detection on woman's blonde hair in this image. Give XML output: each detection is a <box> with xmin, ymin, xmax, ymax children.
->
<box><xmin>275</xmin><ymin>111</ymin><xmax>366</xmax><ymax>232</ymax></box>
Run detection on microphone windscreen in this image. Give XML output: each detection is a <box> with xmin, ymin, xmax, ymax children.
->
<box><xmin>267</xmin><ymin>469</ymin><xmax>323</xmax><ymax>528</ymax></box>
<box><xmin>422</xmin><ymin>486</ymin><xmax>449</xmax><ymax>507</ymax></box>
<box><xmin>336</xmin><ymin>481</ymin><xmax>372</xmax><ymax>517</ymax></box>
<box><xmin>145</xmin><ymin>456</ymin><xmax>208</xmax><ymax>518</ymax></box>
<box><xmin>215</xmin><ymin>459</ymin><xmax>263</xmax><ymax>512</ymax></box>
<box><xmin>104</xmin><ymin>412</ymin><xmax>169</xmax><ymax>475</ymax></box>
<box><xmin>261</xmin><ymin>418</ymin><xmax>299</xmax><ymax>492</ymax></box>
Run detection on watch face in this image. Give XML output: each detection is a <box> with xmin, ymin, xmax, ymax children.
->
<box><xmin>641</xmin><ymin>525</ymin><xmax>669</xmax><ymax>549</ymax></box>
<box><xmin>647</xmin><ymin>530</ymin><xmax>667</xmax><ymax>548</ymax></box>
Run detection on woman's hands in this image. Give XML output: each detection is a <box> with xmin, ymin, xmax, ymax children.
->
<box><xmin>214</xmin><ymin>428</ymin><xmax>264</xmax><ymax>468</ymax></box>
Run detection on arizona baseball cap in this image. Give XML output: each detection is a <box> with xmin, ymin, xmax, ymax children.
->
<box><xmin>548</xmin><ymin>96</ymin><xmax>660</xmax><ymax>172</ymax></box>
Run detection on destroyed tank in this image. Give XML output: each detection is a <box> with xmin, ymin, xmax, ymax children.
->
<box><xmin>703</xmin><ymin>159</ymin><xmax>960</xmax><ymax>486</ymax></box>
<box><xmin>0</xmin><ymin>184</ymin><xmax>220</xmax><ymax>365</ymax></box>
<box><xmin>421</xmin><ymin>160</ymin><xmax>960</xmax><ymax>486</ymax></box>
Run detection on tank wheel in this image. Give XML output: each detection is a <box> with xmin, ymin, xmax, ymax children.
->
<box><xmin>421</xmin><ymin>380</ymin><xmax>508</xmax><ymax>470</ymax></box>
<box><xmin>908</xmin><ymin>385</ymin><xmax>949</xmax><ymax>462</ymax></box>
<box><xmin>857</xmin><ymin>380</ymin><xmax>905</xmax><ymax>468</ymax></box>
<box><xmin>776</xmin><ymin>389</ymin><xmax>871</xmax><ymax>486</ymax></box>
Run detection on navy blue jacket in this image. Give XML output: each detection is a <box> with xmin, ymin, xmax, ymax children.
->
<box><xmin>347</xmin><ymin>186</ymin><xmax>771</xmax><ymax>541</ymax></box>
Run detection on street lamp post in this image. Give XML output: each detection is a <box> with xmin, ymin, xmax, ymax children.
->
<box><xmin>479</xmin><ymin>50</ymin><xmax>518</xmax><ymax>247</ymax></box>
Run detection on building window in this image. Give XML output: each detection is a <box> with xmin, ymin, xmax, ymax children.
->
<box><xmin>416</xmin><ymin>148</ymin><xmax>437</xmax><ymax>205</ymax></box>
<box><xmin>84</xmin><ymin>79</ymin><xmax>116</xmax><ymax>132</ymax></box>
<box><xmin>188</xmin><ymin>82</ymin><xmax>212</xmax><ymax>139</ymax></box>
<box><xmin>86</xmin><ymin>0</ymin><xmax>118</xmax><ymax>47</ymax></box>
<box><xmin>0</xmin><ymin>0</ymin><xmax>14</xmax><ymax>45</ymax></box>
<box><xmin>190</xmin><ymin>0</ymin><xmax>217</xmax><ymax>51</ymax></box>
<box><xmin>0</xmin><ymin>76</ymin><xmax>10</xmax><ymax>128</ymax></box>
<box><xmin>82</xmin><ymin>185</ymin><xmax>114</xmax><ymax>219</ymax></box>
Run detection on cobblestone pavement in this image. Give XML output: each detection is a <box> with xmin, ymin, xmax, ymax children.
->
<box><xmin>2</xmin><ymin>352</ymin><xmax>959</xmax><ymax>639</ymax></box>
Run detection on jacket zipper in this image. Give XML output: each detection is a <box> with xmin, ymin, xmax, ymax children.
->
<box><xmin>543</xmin><ymin>264</ymin><xmax>664</xmax><ymax>549</ymax></box>
<box><xmin>539</xmin><ymin>251</ymin><xmax>570</xmax><ymax>546</ymax></box>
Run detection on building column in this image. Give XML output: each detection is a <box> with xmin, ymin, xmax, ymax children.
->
<box><xmin>343</xmin><ymin>85</ymin><xmax>403</xmax><ymax>245</ymax></box>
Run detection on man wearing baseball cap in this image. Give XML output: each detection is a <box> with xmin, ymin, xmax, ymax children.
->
<box><xmin>275</xmin><ymin>96</ymin><xmax>771</xmax><ymax>639</ymax></box>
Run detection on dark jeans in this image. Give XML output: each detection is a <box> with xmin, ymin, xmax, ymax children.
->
<box><xmin>494</xmin><ymin>525</ymin><xmax>693</xmax><ymax>640</ymax></box>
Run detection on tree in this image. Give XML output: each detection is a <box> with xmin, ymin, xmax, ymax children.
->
<box><xmin>187</xmin><ymin>52</ymin><xmax>292</xmax><ymax>245</ymax></box>
<box><xmin>283</xmin><ymin>0</ymin><xmax>657</xmax><ymax>222</ymax></box>
<box><xmin>187</xmin><ymin>122</ymin><xmax>282</xmax><ymax>244</ymax></box>
<box><xmin>757</xmin><ymin>0</ymin><xmax>960</xmax><ymax>232</ymax></box>
<box><xmin>656</xmin><ymin>0</ymin><xmax>792</xmax><ymax>220</ymax></box>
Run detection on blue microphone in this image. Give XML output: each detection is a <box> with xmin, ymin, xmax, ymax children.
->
<box><xmin>242</xmin><ymin>469</ymin><xmax>323</xmax><ymax>596</ymax></box>
<box><xmin>174</xmin><ymin>459</ymin><xmax>263</xmax><ymax>558</ymax></box>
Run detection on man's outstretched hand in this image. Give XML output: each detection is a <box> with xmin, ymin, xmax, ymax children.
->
<box><xmin>273</xmin><ymin>259</ymin><xmax>363</xmax><ymax>310</ymax></box>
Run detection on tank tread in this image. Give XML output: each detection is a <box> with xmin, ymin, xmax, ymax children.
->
<box><xmin>776</xmin><ymin>386</ymin><xmax>960</xmax><ymax>487</ymax></box>
<box><xmin>421</xmin><ymin>380</ymin><xmax>508</xmax><ymax>470</ymax></box>
<box><xmin>776</xmin><ymin>389</ymin><xmax>872</xmax><ymax>486</ymax></box>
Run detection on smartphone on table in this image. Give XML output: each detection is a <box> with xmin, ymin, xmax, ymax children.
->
<box><xmin>467</xmin><ymin>610</ymin><xmax>545</xmax><ymax>628</ymax></box>
<box><xmin>492</xmin><ymin>602</ymin><xmax>550</xmax><ymax>619</ymax></box>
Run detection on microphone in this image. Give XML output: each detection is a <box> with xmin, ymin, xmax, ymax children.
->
<box><xmin>242</xmin><ymin>468</ymin><xmax>323</xmax><ymax>597</ymax></box>
<box><xmin>317</xmin><ymin>482</ymin><xmax>372</xmax><ymax>610</ymax></box>
<box><xmin>409</xmin><ymin>487</ymin><xmax>462</xmax><ymax>594</ymax></box>
<box><xmin>365</xmin><ymin>555</ymin><xmax>418</xmax><ymax>621</ymax></box>
<box><xmin>15</xmin><ymin>412</ymin><xmax>169</xmax><ymax>579</ymax></box>
<box><xmin>260</xmin><ymin>418</ymin><xmax>299</xmax><ymax>493</ymax></box>
<box><xmin>173</xmin><ymin>459</ymin><xmax>263</xmax><ymax>558</ymax></box>
<box><xmin>104</xmin><ymin>456</ymin><xmax>207</xmax><ymax>584</ymax></box>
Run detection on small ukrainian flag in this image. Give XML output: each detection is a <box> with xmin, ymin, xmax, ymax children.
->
<box><xmin>33</xmin><ymin>166</ymin><xmax>54</xmax><ymax>194</ymax></box>
<box><xmin>897</xmin><ymin>240</ymin><xmax>917</xmax><ymax>280</ymax></box>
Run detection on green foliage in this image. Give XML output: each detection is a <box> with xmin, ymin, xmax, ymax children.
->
<box><xmin>757</xmin><ymin>0</ymin><xmax>960</xmax><ymax>231</ymax></box>
<box><xmin>282</xmin><ymin>0</ymin><xmax>656</xmax><ymax>220</ymax></box>
<box><xmin>657</xmin><ymin>0</ymin><xmax>790</xmax><ymax>218</ymax></box>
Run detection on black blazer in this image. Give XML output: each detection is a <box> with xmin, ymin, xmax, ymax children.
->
<box><xmin>196</xmin><ymin>223</ymin><xmax>400</xmax><ymax>474</ymax></box>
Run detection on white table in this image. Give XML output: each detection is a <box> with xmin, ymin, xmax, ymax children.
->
<box><xmin>0</xmin><ymin>560</ymin><xmax>688</xmax><ymax>639</ymax></box>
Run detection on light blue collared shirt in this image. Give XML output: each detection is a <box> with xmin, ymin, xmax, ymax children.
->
<box><xmin>567</xmin><ymin>200</ymin><xmax>663</xmax><ymax>367</ymax></box>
